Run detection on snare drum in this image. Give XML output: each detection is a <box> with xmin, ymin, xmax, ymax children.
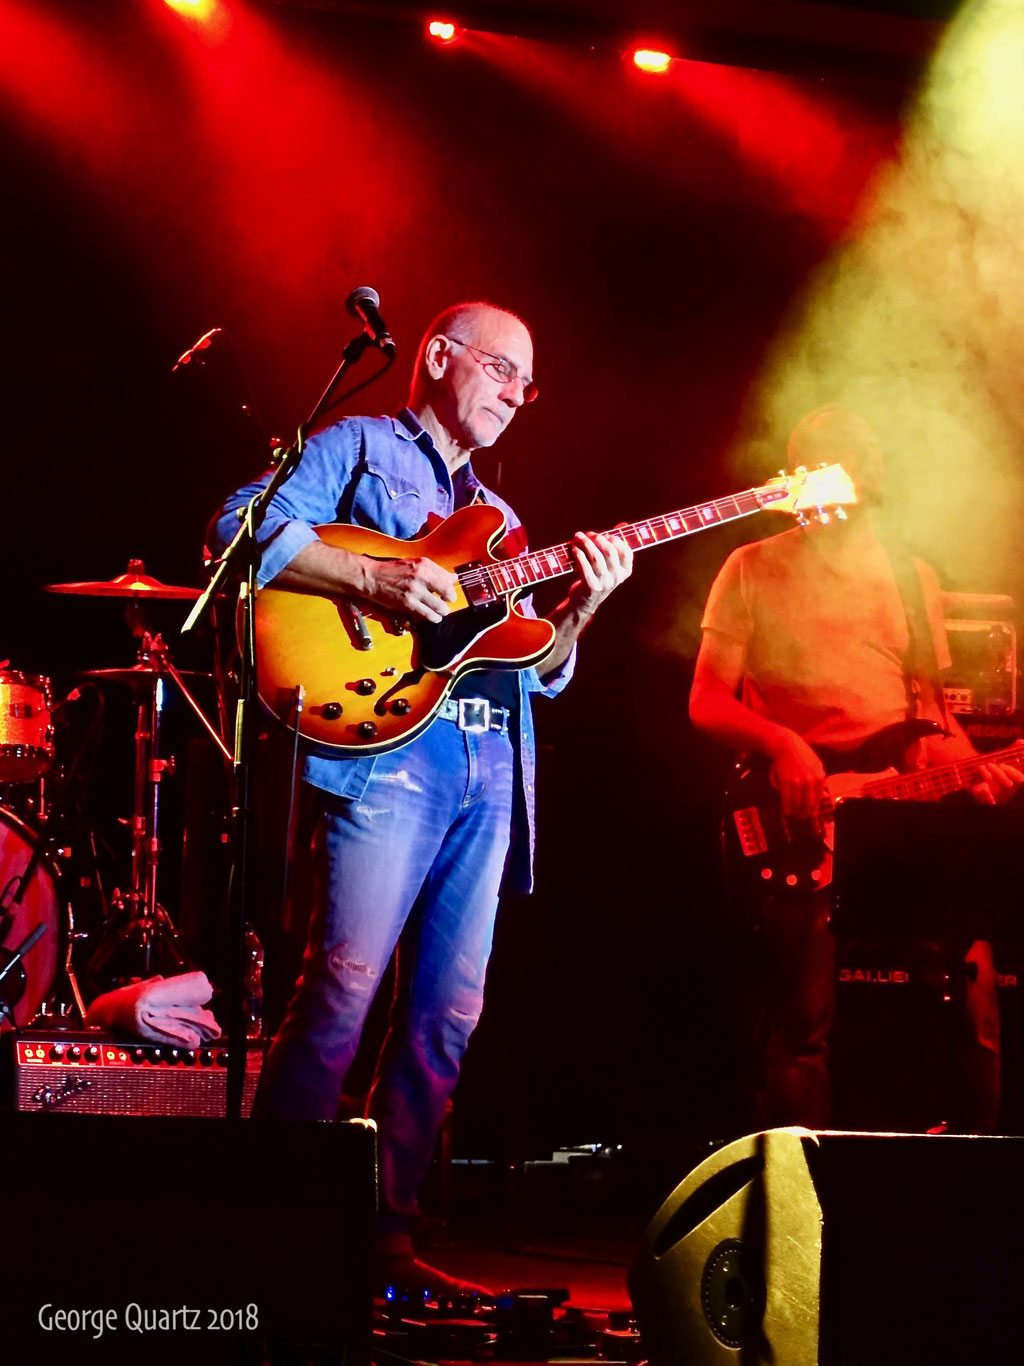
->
<box><xmin>0</xmin><ymin>806</ymin><xmax>62</xmax><ymax>1027</ymax></box>
<box><xmin>0</xmin><ymin>671</ymin><xmax>54</xmax><ymax>782</ymax></box>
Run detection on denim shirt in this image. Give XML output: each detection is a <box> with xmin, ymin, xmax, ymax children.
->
<box><xmin>211</xmin><ymin>408</ymin><xmax>575</xmax><ymax>894</ymax></box>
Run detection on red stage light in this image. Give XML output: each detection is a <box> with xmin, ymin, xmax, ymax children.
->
<box><xmin>428</xmin><ymin>20</ymin><xmax>458</xmax><ymax>43</ymax></box>
<box><xmin>633</xmin><ymin>49</ymin><xmax>672</xmax><ymax>75</ymax></box>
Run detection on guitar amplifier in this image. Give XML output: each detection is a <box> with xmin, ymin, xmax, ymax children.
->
<box><xmin>5</xmin><ymin>1028</ymin><xmax>263</xmax><ymax>1116</ymax></box>
<box><xmin>942</xmin><ymin>592</ymin><xmax>1016</xmax><ymax>714</ymax></box>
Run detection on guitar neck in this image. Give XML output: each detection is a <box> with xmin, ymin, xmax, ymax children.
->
<box><xmin>862</xmin><ymin>742</ymin><xmax>1024</xmax><ymax>802</ymax></box>
<box><xmin>469</xmin><ymin>484</ymin><xmax>778</xmax><ymax>598</ymax></box>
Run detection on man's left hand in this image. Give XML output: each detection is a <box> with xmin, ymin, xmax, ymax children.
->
<box><xmin>970</xmin><ymin>756</ymin><xmax>1024</xmax><ymax>805</ymax></box>
<box><xmin>567</xmin><ymin>530</ymin><xmax>633</xmax><ymax>615</ymax></box>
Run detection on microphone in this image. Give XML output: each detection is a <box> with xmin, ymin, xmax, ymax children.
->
<box><xmin>172</xmin><ymin>326</ymin><xmax>223</xmax><ymax>372</ymax></box>
<box><xmin>345</xmin><ymin>287</ymin><xmax>396</xmax><ymax>358</ymax></box>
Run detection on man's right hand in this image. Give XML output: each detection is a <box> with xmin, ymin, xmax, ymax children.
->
<box><xmin>360</xmin><ymin>556</ymin><xmax>458</xmax><ymax>624</ymax></box>
<box><xmin>768</xmin><ymin>732</ymin><xmax>827</xmax><ymax>820</ymax></box>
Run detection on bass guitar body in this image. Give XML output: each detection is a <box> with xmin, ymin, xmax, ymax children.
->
<box><xmin>723</xmin><ymin>719</ymin><xmax>942</xmax><ymax>898</ymax></box>
<box><xmin>251</xmin><ymin>504</ymin><xmax>554</xmax><ymax>754</ymax></box>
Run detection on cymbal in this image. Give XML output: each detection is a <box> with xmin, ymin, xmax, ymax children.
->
<box><xmin>42</xmin><ymin>569</ymin><xmax>201</xmax><ymax>600</ymax></box>
<box><xmin>78</xmin><ymin>666</ymin><xmax>213</xmax><ymax>687</ymax></box>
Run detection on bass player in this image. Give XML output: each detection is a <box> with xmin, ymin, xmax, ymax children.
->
<box><xmin>689</xmin><ymin>404</ymin><xmax>1022</xmax><ymax>1133</ymax></box>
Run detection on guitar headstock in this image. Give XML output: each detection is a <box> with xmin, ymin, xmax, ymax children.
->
<box><xmin>756</xmin><ymin>463</ymin><xmax>858</xmax><ymax>524</ymax></box>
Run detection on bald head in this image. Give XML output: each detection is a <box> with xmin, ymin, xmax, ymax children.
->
<box><xmin>409</xmin><ymin>301</ymin><xmax>534</xmax><ymax>455</ymax></box>
<box><xmin>409</xmin><ymin>302</ymin><xmax>530</xmax><ymax>400</ymax></box>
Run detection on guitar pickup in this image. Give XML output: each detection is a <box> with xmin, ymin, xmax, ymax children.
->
<box><xmin>456</xmin><ymin>560</ymin><xmax>497</xmax><ymax>609</ymax></box>
<box><xmin>733</xmin><ymin>806</ymin><xmax>768</xmax><ymax>857</ymax></box>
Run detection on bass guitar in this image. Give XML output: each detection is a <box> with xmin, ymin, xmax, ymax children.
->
<box><xmin>253</xmin><ymin>463</ymin><xmax>855</xmax><ymax>754</ymax></box>
<box><xmin>725</xmin><ymin>720</ymin><xmax>1024</xmax><ymax>897</ymax></box>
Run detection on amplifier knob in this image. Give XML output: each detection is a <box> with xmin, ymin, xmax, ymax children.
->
<box><xmin>215</xmin><ymin>1051</ymin><xmax>229</xmax><ymax>1067</ymax></box>
<box><xmin>182</xmin><ymin>1050</ymin><xmax>196</xmax><ymax>1066</ymax></box>
<box><xmin>131</xmin><ymin>1048</ymin><xmax>146</xmax><ymax>1064</ymax></box>
<box><xmin>167</xmin><ymin>1049</ymin><xmax>180</xmax><ymax>1065</ymax></box>
<box><xmin>49</xmin><ymin>1045</ymin><xmax>65</xmax><ymax>1060</ymax></box>
<box><xmin>199</xmin><ymin>1050</ymin><xmax>215</xmax><ymax>1067</ymax></box>
<box><xmin>67</xmin><ymin>1046</ymin><xmax>82</xmax><ymax>1062</ymax></box>
<box><xmin>151</xmin><ymin>1048</ymin><xmax>164</xmax><ymax>1063</ymax></box>
<box><xmin>85</xmin><ymin>1046</ymin><xmax>100</xmax><ymax>1063</ymax></box>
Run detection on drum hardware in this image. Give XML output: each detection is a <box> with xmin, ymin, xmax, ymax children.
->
<box><xmin>0</xmin><ymin>682</ymin><xmax>107</xmax><ymax>1026</ymax></box>
<box><xmin>0</xmin><ymin>668</ymin><xmax>54</xmax><ymax>783</ymax></box>
<box><xmin>0</xmin><ymin>922</ymin><xmax>48</xmax><ymax>1025</ymax></box>
<box><xmin>0</xmin><ymin>805</ymin><xmax>66</xmax><ymax>1027</ymax></box>
<box><xmin>38</xmin><ymin>559</ymin><xmax>231</xmax><ymax>995</ymax></box>
<box><xmin>76</xmin><ymin>626</ymin><xmax>229</xmax><ymax>995</ymax></box>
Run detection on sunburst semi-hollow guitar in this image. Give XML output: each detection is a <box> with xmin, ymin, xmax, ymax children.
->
<box><xmin>252</xmin><ymin>462</ymin><xmax>855</xmax><ymax>754</ymax></box>
<box><xmin>726</xmin><ymin>719</ymin><xmax>1024</xmax><ymax>897</ymax></box>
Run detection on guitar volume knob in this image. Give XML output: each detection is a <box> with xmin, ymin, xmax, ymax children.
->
<box><xmin>321</xmin><ymin>702</ymin><xmax>343</xmax><ymax>720</ymax></box>
<box><xmin>355</xmin><ymin>679</ymin><xmax>377</xmax><ymax>695</ymax></box>
<box><xmin>357</xmin><ymin>721</ymin><xmax>378</xmax><ymax>739</ymax></box>
<box><xmin>391</xmin><ymin>699</ymin><xmax>411</xmax><ymax>716</ymax></box>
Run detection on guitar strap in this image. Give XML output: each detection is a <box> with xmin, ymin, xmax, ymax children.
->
<box><xmin>883</xmin><ymin>540</ymin><xmax>951</xmax><ymax>734</ymax></box>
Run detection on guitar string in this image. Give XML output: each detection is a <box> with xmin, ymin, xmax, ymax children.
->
<box><xmin>455</xmin><ymin>490</ymin><xmax>767</xmax><ymax>595</ymax></box>
<box><xmin>860</xmin><ymin>745</ymin><xmax>1024</xmax><ymax>801</ymax></box>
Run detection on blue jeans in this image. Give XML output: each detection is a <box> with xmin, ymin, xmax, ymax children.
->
<box><xmin>255</xmin><ymin>717</ymin><xmax>515</xmax><ymax>1239</ymax></box>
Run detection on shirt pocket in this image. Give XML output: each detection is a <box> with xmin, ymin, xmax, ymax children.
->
<box><xmin>352</xmin><ymin>455</ymin><xmax>425</xmax><ymax>537</ymax></box>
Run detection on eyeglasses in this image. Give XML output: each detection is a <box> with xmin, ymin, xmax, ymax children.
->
<box><xmin>445</xmin><ymin>337</ymin><xmax>539</xmax><ymax>403</ymax></box>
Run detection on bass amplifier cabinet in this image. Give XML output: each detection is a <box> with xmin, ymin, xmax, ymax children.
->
<box><xmin>2</xmin><ymin>1112</ymin><xmax>377</xmax><ymax>1366</ymax></box>
<box><xmin>630</xmin><ymin>1128</ymin><xmax>1024</xmax><ymax>1366</ymax></box>
<box><xmin>6</xmin><ymin>1028</ymin><xmax>263</xmax><ymax>1116</ymax></box>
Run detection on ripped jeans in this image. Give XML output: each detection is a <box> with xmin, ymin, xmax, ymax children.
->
<box><xmin>254</xmin><ymin>719</ymin><xmax>515</xmax><ymax>1241</ymax></box>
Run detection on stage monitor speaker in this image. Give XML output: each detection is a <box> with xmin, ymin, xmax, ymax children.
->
<box><xmin>630</xmin><ymin>1127</ymin><xmax>1024</xmax><ymax>1366</ymax></box>
<box><xmin>1</xmin><ymin>1112</ymin><xmax>377</xmax><ymax>1366</ymax></box>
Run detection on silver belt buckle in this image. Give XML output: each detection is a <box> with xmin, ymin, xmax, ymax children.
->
<box><xmin>457</xmin><ymin>698</ymin><xmax>491</xmax><ymax>733</ymax></box>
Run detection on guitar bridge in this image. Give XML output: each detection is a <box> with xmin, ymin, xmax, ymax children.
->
<box><xmin>733</xmin><ymin>806</ymin><xmax>768</xmax><ymax>857</ymax></box>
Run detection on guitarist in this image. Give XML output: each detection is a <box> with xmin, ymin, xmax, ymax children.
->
<box><xmin>209</xmin><ymin>302</ymin><xmax>632</xmax><ymax>1292</ymax></box>
<box><xmin>689</xmin><ymin>404</ymin><xmax>1022</xmax><ymax>1132</ymax></box>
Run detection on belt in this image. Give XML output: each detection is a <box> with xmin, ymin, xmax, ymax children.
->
<box><xmin>437</xmin><ymin>697</ymin><xmax>510</xmax><ymax>735</ymax></box>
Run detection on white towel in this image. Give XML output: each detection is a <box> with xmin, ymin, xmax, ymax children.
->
<box><xmin>84</xmin><ymin>971</ymin><xmax>221</xmax><ymax>1047</ymax></box>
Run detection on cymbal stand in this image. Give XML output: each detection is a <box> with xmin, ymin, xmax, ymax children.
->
<box><xmin>86</xmin><ymin>627</ymin><xmax>231</xmax><ymax>990</ymax></box>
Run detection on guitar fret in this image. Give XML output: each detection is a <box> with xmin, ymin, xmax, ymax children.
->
<box><xmin>479</xmin><ymin>466</ymin><xmax>854</xmax><ymax>599</ymax></box>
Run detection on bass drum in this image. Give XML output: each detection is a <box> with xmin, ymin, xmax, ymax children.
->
<box><xmin>0</xmin><ymin>807</ymin><xmax>61</xmax><ymax>1027</ymax></box>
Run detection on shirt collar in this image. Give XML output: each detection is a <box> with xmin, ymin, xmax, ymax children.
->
<box><xmin>392</xmin><ymin>408</ymin><xmax>487</xmax><ymax>501</ymax></box>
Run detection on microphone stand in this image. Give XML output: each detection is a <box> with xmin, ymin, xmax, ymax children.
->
<box><xmin>183</xmin><ymin>327</ymin><xmax>392</xmax><ymax>1120</ymax></box>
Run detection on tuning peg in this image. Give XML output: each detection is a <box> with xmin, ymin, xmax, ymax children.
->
<box><xmin>818</xmin><ymin>461</ymin><xmax>827</xmax><ymax>469</ymax></box>
<box><xmin>816</xmin><ymin>508</ymin><xmax>831</xmax><ymax>525</ymax></box>
<box><xmin>796</xmin><ymin>511</ymin><xmax>809</xmax><ymax>527</ymax></box>
<box><xmin>835</xmin><ymin>506</ymin><xmax>847</xmax><ymax>521</ymax></box>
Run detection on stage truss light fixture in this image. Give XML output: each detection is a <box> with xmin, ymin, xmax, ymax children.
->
<box><xmin>633</xmin><ymin>49</ymin><xmax>673</xmax><ymax>75</ymax></box>
<box><xmin>427</xmin><ymin>20</ymin><xmax>460</xmax><ymax>43</ymax></box>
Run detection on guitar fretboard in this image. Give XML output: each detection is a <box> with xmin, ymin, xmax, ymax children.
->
<box><xmin>862</xmin><ymin>743</ymin><xmax>1024</xmax><ymax>802</ymax></box>
<box><xmin>458</xmin><ymin>485</ymin><xmax>779</xmax><ymax>599</ymax></box>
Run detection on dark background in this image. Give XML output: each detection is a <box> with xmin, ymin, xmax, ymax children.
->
<box><xmin>2</xmin><ymin>0</ymin><xmax>1019</xmax><ymax>1159</ymax></box>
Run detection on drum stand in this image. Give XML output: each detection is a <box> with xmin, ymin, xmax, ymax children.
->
<box><xmin>84</xmin><ymin>627</ymin><xmax>228</xmax><ymax>992</ymax></box>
